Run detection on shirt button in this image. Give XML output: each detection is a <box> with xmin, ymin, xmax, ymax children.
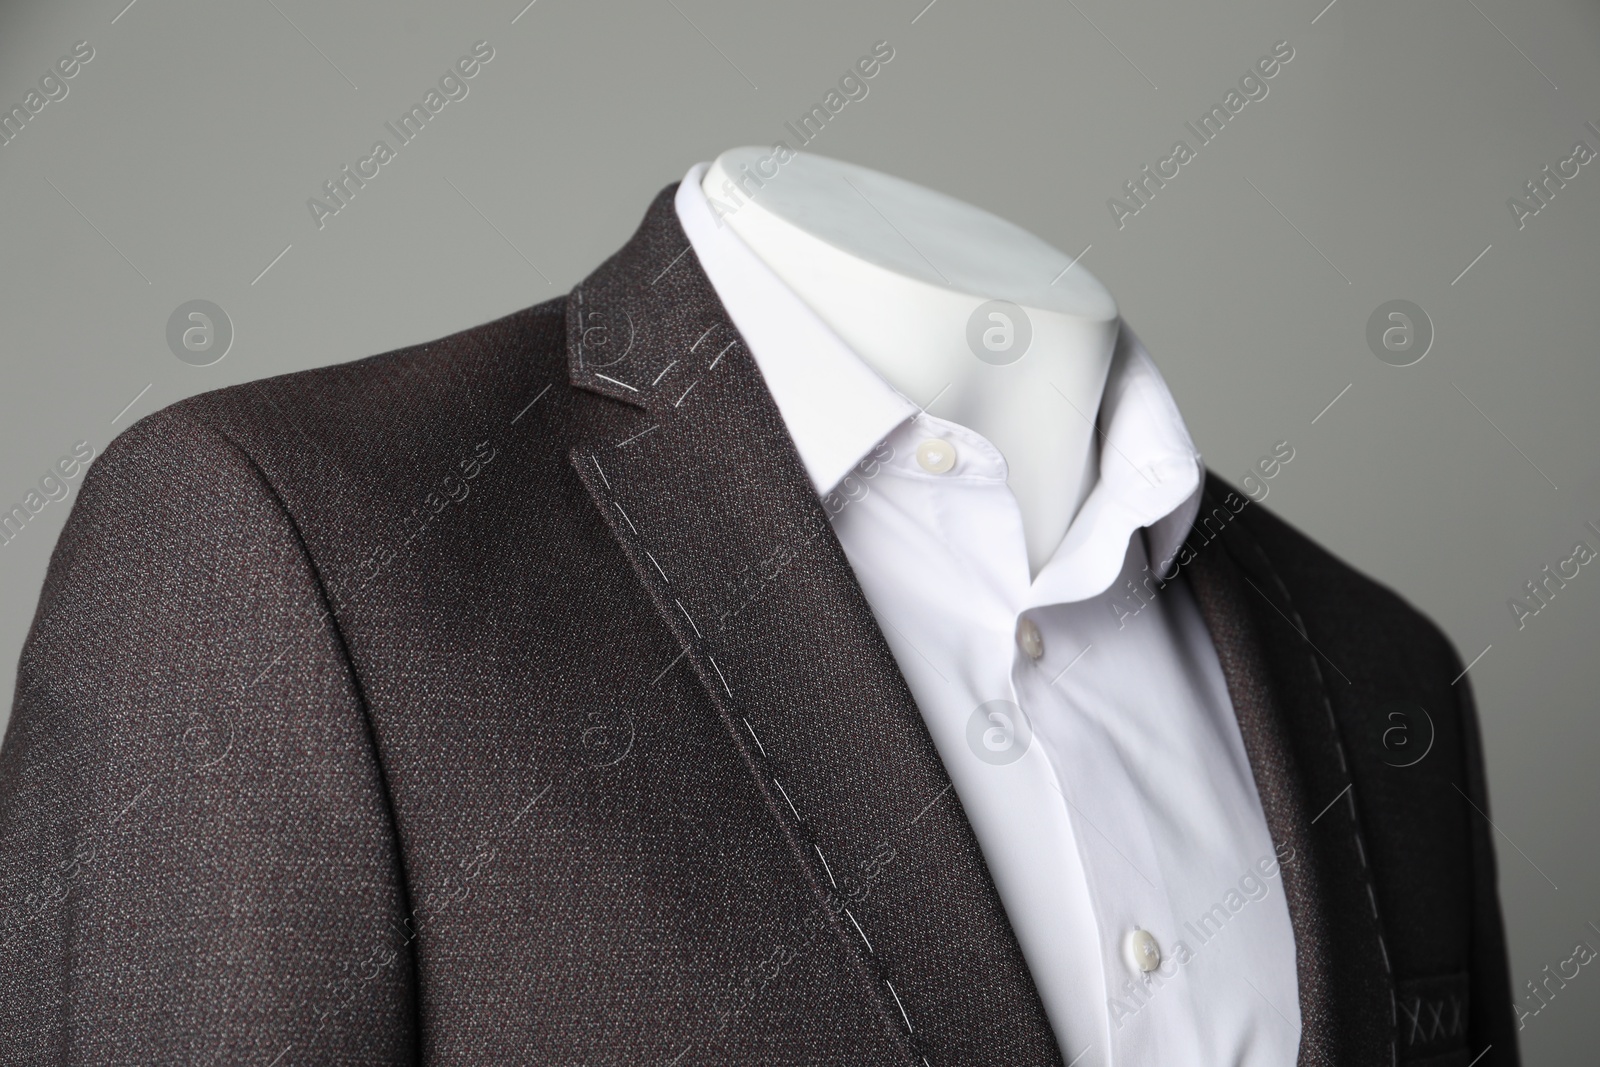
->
<box><xmin>1015</xmin><ymin>617</ymin><xmax>1044</xmax><ymax>660</ymax></box>
<box><xmin>1127</xmin><ymin>928</ymin><xmax>1162</xmax><ymax>973</ymax></box>
<box><xmin>915</xmin><ymin>438</ymin><xmax>957</xmax><ymax>474</ymax></box>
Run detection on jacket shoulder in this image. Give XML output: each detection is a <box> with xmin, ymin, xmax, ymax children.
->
<box><xmin>140</xmin><ymin>295</ymin><xmax>571</xmax><ymax>460</ymax></box>
<box><xmin>1202</xmin><ymin>471</ymin><xmax>1462</xmax><ymax>675</ymax></box>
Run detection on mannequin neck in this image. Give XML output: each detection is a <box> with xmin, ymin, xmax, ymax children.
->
<box><xmin>704</xmin><ymin>148</ymin><xmax>1121</xmax><ymax>578</ymax></box>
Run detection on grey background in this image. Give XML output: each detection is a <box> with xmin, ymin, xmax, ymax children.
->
<box><xmin>1</xmin><ymin>0</ymin><xmax>1595</xmax><ymax>1057</ymax></box>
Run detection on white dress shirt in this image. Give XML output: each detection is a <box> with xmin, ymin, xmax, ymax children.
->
<box><xmin>676</xmin><ymin>163</ymin><xmax>1301</xmax><ymax>1067</ymax></box>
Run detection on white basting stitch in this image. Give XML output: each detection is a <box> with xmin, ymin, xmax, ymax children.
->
<box><xmin>885</xmin><ymin>979</ymin><xmax>914</xmax><ymax>1033</ymax></box>
<box><xmin>845</xmin><ymin>909</ymin><xmax>874</xmax><ymax>954</ymax></box>
<box><xmin>675</xmin><ymin>379</ymin><xmax>700</xmax><ymax>407</ymax></box>
<box><xmin>651</xmin><ymin>360</ymin><xmax>678</xmax><ymax>386</ymax></box>
<box><xmin>587</xmin><ymin>446</ymin><xmax>927</xmax><ymax>1059</ymax></box>
<box><xmin>772</xmin><ymin>778</ymin><xmax>801</xmax><ymax>822</ymax></box>
<box><xmin>709</xmin><ymin>340</ymin><xmax>736</xmax><ymax>369</ymax></box>
<box><xmin>742</xmin><ymin>717</ymin><xmax>768</xmax><ymax>757</ymax></box>
<box><xmin>644</xmin><ymin>549</ymin><xmax>670</xmax><ymax>583</ymax></box>
<box><xmin>1227</xmin><ymin>514</ymin><xmax>1396</xmax><ymax>1048</ymax></box>
<box><xmin>676</xmin><ymin>598</ymin><xmax>703</xmax><ymax>639</ymax></box>
<box><xmin>594</xmin><ymin>372</ymin><xmax>638</xmax><ymax>392</ymax></box>
<box><xmin>814</xmin><ymin>844</ymin><xmax>837</xmax><ymax>887</ymax></box>
<box><xmin>690</xmin><ymin>324</ymin><xmax>717</xmax><ymax>351</ymax></box>
<box><xmin>707</xmin><ymin>654</ymin><xmax>732</xmax><ymax>696</ymax></box>
<box><xmin>1353</xmin><ymin>832</ymin><xmax>1368</xmax><ymax>869</ymax></box>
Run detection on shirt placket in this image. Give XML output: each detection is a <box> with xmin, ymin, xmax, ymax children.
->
<box><xmin>1011</xmin><ymin>601</ymin><xmax>1200</xmax><ymax>1067</ymax></box>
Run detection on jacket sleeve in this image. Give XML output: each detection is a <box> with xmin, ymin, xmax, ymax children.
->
<box><xmin>0</xmin><ymin>407</ymin><xmax>416</xmax><ymax>1064</ymax></box>
<box><xmin>1457</xmin><ymin>670</ymin><xmax>1522</xmax><ymax>1064</ymax></box>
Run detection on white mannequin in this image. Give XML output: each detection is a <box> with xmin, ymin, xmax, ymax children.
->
<box><xmin>704</xmin><ymin>147</ymin><xmax>1121</xmax><ymax>578</ymax></box>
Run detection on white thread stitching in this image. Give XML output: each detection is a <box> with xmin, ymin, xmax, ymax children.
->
<box><xmin>579</xmin><ymin>446</ymin><xmax>923</xmax><ymax>1055</ymax></box>
<box><xmin>1229</xmin><ymin>504</ymin><xmax>1395</xmax><ymax>1061</ymax></box>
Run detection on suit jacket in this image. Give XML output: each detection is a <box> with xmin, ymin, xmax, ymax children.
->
<box><xmin>0</xmin><ymin>182</ymin><xmax>1517</xmax><ymax>1066</ymax></box>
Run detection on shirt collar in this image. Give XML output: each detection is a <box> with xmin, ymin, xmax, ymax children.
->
<box><xmin>1039</xmin><ymin>323</ymin><xmax>1203</xmax><ymax>602</ymax></box>
<box><xmin>675</xmin><ymin>162</ymin><xmax>1204</xmax><ymax>603</ymax></box>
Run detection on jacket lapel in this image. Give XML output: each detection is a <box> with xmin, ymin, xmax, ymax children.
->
<box><xmin>1185</xmin><ymin>479</ymin><xmax>1396</xmax><ymax>1066</ymax></box>
<box><xmin>562</xmin><ymin>184</ymin><xmax>1065</xmax><ymax>1066</ymax></box>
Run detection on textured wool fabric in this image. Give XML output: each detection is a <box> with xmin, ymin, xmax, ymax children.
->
<box><xmin>1185</xmin><ymin>484</ymin><xmax>1519</xmax><ymax>1067</ymax></box>
<box><xmin>0</xmin><ymin>181</ymin><xmax>1517</xmax><ymax>1066</ymax></box>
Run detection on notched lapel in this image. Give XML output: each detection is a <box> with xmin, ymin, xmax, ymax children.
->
<box><xmin>562</xmin><ymin>184</ymin><xmax>1065</xmax><ymax>1066</ymax></box>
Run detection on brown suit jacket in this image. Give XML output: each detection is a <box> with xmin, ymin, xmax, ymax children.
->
<box><xmin>0</xmin><ymin>182</ymin><xmax>1517</xmax><ymax>1065</ymax></box>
